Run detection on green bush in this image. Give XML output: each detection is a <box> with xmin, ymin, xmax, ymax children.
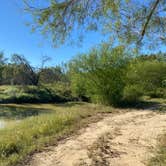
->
<box><xmin>148</xmin><ymin>88</ymin><xmax>166</xmax><ymax>99</ymax></box>
<box><xmin>43</xmin><ymin>83</ymin><xmax>74</xmax><ymax>101</ymax></box>
<box><xmin>162</xmin><ymin>80</ymin><xmax>166</xmax><ymax>87</ymax></box>
<box><xmin>4</xmin><ymin>86</ymin><xmax>22</xmax><ymax>97</ymax></box>
<box><xmin>69</xmin><ymin>45</ymin><xmax>129</xmax><ymax>106</ymax></box>
<box><xmin>126</xmin><ymin>59</ymin><xmax>166</xmax><ymax>97</ymax></box>
<box><xmin>123</xmin><ymin>85</ymin><xmax>144</xmax><ymax>103</ymax></box>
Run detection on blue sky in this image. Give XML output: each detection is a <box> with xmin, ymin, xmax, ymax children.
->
<box><xmin>0</xmin><ymin>1</ymin><xmax>106</xmax><ymax>67</ymax></box>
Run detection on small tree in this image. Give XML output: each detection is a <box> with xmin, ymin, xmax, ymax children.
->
<box><xmin>11</xmin><ymin>54</ymin><xmax>39</xmax><ymax>85</ymax></box>
<box><xmin>69</xmin><ymin>44</ymin><xmax>129</xmax><ymax>106</ymax></box>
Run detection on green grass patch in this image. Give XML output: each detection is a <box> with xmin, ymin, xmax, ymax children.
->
<box><xmin>0</xmin><ymin>102</ymin><xmax>113</xmax><ymax>166</ymax></box>
<box><xmin>148</xmin><ymin>98</ymin><xmax>166</xmax><ymax>166</ymax></box>
<box><xmin>149</xmin><ymin>133</ymin><xmax>166</xmax><ymax>166</ymax></box>
<box><xmin>0</xmin><ymin>85</ymin><xmax>73</xmax><ymax>104</ymax></box>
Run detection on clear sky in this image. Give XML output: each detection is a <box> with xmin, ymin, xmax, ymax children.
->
<box><xmin>0</xmin><ymin>0</ymin><xmax>107</xmax><ymax>67</ymax></box>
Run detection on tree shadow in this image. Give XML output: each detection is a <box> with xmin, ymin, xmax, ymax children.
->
<box><xmin>118</xmin><ymin>100</ymin><xmax>166</xmax><ymax>112</ymax></box>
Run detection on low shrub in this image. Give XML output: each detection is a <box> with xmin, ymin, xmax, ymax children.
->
<box><xmin>148</xmin><ymin>88</ymin><xmax>166</xmax><ymax>99</ymax></box>
<box><xmin>123</xmin><ymin>85</ymin><xmax>144</xmax><ymax>103</ymax></box>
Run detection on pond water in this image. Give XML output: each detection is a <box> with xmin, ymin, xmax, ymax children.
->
<box><xmin>0</xmin><ymin>106</ymin><xmax>49</xmax><ymax>129</ymax></box>
<box><xmin>0</xmin><ymin>120</ymin><xmax>5</xmax><ymax>129</ymax></box>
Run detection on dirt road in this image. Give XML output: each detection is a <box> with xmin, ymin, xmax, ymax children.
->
<box><xmin>26</xmin><ymin>108</ymin><xmax>166</xmax><ymax>166</ymax></box>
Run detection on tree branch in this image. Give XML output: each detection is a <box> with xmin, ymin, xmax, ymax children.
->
<box><xmin>139</xmin><ymin>0</ymin><xmax>160</xmax><ymax>42</ymax></box>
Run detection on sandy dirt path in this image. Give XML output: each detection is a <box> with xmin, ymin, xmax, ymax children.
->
<box><xmin>26</xmin><ymin>109</ymin><xmax>166</xmax><ymax>166</ymax></box>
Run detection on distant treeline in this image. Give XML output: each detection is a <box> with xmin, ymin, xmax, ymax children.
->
<box><xmin>0</xmin><ymin>45</ymin><xmax>166</xmax><ymax>106</ymax></box>
<box><xmin>0</xmin><ymin>53</ymin><xmax>68</xmax><ymax>86</ymax></box>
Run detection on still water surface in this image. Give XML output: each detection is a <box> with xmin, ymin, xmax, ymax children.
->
<box><xmin>0</xmin><ymin>106</ymin><xmax>47</xmax><ymax>129</ymax></box>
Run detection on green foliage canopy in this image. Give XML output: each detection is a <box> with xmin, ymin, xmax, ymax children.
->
<box><xmin>24</xmin><ymin>0</ymin><xmax>166</xmax><ymax>47</ymax></box>
<box><xmin>69</xmin><ymin>45</ymin><xmax>129</xmax><ymax>105</ymax></box>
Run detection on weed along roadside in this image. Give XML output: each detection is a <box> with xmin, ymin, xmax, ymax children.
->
<box><xmin>24</xmin><ymin>100</ymin><xmax>166</xmax><ymax>166</ymax></box>
<box><xmin>0</xmin><ymin>103</ymin><xmax>114</xmax><ymax>166</ymax></box>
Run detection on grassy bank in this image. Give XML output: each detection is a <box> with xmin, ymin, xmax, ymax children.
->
<box><xmin>149</xmin><ymin>133</ymin><xmax>166</xmax><ymax>166</ymax></box>
<box><xmin>0</xmin><ymin>102</ymin><xmax>113</xmax><ymax>166</ymax></box>
<box><xmin>0</xmin><ymin>84</ymin><xmax>73</xmax><ymax>104</ymax></box>
<box><xmin>148</xmin><ymin>99</ymin><xmax>166</xmax><ymax>166</ymax></box>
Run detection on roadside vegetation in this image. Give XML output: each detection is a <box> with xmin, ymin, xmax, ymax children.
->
<box><xmin>0</xmin><ymin>103</ymin><xmax>113</xmax><ymax>166</ymax></box>
<box><xmin>148</xmin><ymin>98</ymin><xmax>166</xmax><ymax>166</ymax></box>
<box><xmin>149</xmin><ymin>131</ymin><xmax>166</xmax><ymax>166</ymax></box>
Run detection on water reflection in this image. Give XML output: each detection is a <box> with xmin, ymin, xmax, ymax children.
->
<box><xmin>0</xmin><ymin>106</ymin><xmax>50</xmax><ymax>129</ymax></box>
<box><xmin>0</xmin><ymin>106</ymin><xmax>48</xmax><ymax>119</ymax></box>
<box><xmin>0</xmin><ymin>120</ymin><xmax>5</xmax><ymax>129</ymax></box>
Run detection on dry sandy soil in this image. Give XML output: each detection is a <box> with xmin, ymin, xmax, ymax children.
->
<box><xmin>26</xmin><ymin>108</ymin><xmax>166</xmax><ymax>166</ymax></box>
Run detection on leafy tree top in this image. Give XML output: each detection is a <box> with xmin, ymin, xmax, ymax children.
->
<box><xmin>24</xmin><ymin>0</ymin><xmax>166</xmax><ymax>48</ymax></box>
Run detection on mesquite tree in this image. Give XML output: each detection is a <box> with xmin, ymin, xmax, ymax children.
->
<box><xmin>23</xmin><ymin>0</ymin><xmax>166</xmax><ymax>48</ymax></box>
